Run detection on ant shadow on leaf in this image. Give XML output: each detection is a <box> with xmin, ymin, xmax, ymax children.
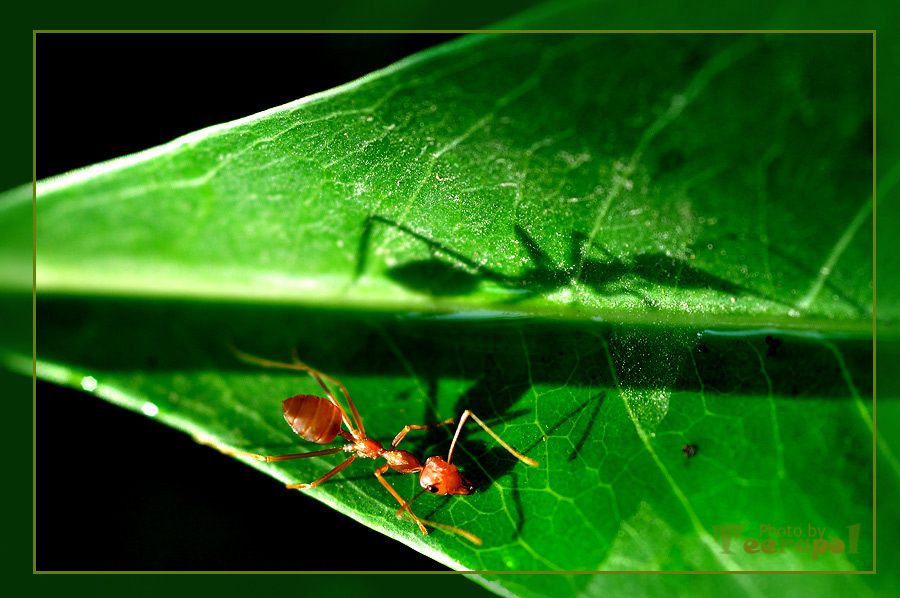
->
<box><xmin>355</xmin><ymin>215</ymin><xmax>781</xmax><ymax>308</ymax></box>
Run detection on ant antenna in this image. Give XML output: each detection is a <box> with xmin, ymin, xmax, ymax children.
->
<box><xmin>447</xmin><ymin>410</ymin><xmax>538</xmax><ymax>467</ymax></box>
<box><xmin>397</xmin><ymin>510</ymin><xmax>484</xmax><ymax>546</ymax></box>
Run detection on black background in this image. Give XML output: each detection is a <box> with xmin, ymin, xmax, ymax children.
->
<box><xmin>36</xmin><ymin>33</ymin><xmax>464</xmax><ymax>572</ymax></box>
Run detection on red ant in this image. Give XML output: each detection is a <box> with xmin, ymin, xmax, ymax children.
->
<box><xmin>204</xmin><ymin>346</ymin><xmax>539</xmax><ymax>545</ymax></box>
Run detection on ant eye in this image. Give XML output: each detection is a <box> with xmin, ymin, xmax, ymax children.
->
<box><xmin>426</xmin><ymin>485</ymin><xmax>439</xmax><ymax>493</ymax></box>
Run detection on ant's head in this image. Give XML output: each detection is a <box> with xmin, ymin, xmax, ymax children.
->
<box><xmin>419</xmin><ymin>456</ymin><xmax>474</xmax><ymax>495</ymax></box>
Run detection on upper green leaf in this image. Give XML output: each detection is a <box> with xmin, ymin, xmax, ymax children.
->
<box><xmin>8</xmin><ymin>33</ymin><xmax>875</xmax><ymax>327</ymax></box>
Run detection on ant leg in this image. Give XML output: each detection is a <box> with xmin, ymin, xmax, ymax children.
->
<box><xmin>195</xmin><ymin>435</ymin><xmax>347</xmax><ymax>463</ymax></box>
<box><xmin>374</xmin><ymin>464</ymin><xmax>429</xmax><ymax>535</ymax></box>
<box><xmin>376</xmin><ymin>467</ymin><xmax>484</xmax><ymax>545</ymax></box>
<box><xmin>290</xmin><ymin>347</ymin><xmax>367</xmax><ymax>437</ymax></box>
<box><xmin>394</xmin><ymin>488</ymin><xmax>427</xmax><ymax>517</ymax></box>
<box><xmin>229</xmin><ymin>345</ymin><xmax>358</xmax><ymax>436</ymax></box>
<box><xmin>397</xmin><ymin>513</ymin><xmax>483</xmax><ymax>545</ymax></box>
<box><xmin>287</xmin><ymin>454</ymin><xmax>359</xmax><ymax>489</ymax></box>
<box><xmin>393</xmin><ymin>488</ymin><xmax>483</xmax><ymax>545</ymax></box>
<box><xmin>446</xmin><ymin>410</ymin><xmax>539</xmax><ymax>467</ymax></box>
<box><xmin>390</xmin><ymin>418</ymin><xmax>455</xmax><ymax>450</ymax></box>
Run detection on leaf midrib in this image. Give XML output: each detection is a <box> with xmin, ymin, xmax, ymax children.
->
<box><xmin>22</xmin><ymin>284</ymin><xmax>877</xmax><ymax>336</ymax></box>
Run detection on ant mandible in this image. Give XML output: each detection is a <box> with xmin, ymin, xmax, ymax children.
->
<box><xmin>209</xmin><ymin>346</ymin><xmax>539</xmax><ymax>545</ymax></box>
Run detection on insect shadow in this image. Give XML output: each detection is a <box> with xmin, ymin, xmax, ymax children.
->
<box><xmin>356</xmin><ymin>214</ymin><xmax>785</xmax><ymax>308</ymax></box>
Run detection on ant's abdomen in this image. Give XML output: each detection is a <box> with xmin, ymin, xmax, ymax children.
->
<box><xmin>281</xmin><ymin>394</ymin><xmax>342</xmax><ymax>444</ymax></box>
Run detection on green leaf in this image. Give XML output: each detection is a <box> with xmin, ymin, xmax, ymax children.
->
<box><xmin>11</xmin><ymin>27</ymin><xmax>886</xmax><ymax>596</ymax></box>
<box><xmin>11</xmin><ymin>33</ymin><xmax>877</xmax><ymax>324</ymax></box>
